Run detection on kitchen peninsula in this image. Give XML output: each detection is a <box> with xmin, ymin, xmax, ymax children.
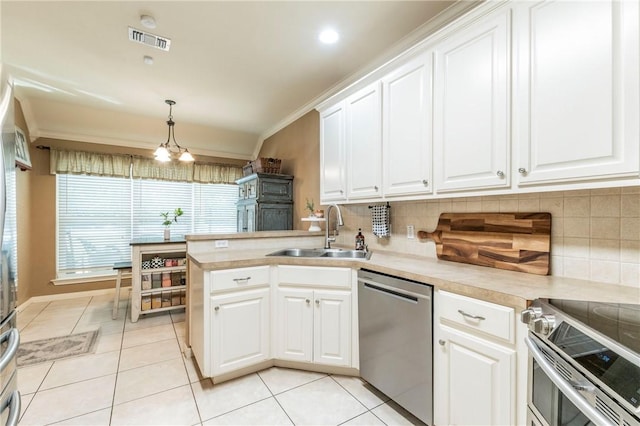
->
<box><xmin>185</xmin><ymin>230</ymin><xmax>640</xmax><ymax>426</ymax></box>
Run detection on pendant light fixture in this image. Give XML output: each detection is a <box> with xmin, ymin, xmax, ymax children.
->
<box><xmin>154</xmin><ymin>99</ymin><xmax>195</xmax><ymax>162</ymax></box>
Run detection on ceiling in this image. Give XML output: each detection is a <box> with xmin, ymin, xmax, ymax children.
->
<box><xmin>1</xmin><ymin>1</ymin><xmax>468</xmax><ymax>160</ymax></box>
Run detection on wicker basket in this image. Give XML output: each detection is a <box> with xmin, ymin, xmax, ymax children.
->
<box><xmin>251</xmin><ymin>157</ymin><xmax>282</xmax><ymax>174</ymax></box>
<box><xmin>242</xmin><ymin>163</ymin><xmax>254</xmax><ymax>176</ymax></box>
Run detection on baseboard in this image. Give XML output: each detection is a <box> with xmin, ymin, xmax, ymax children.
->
<box><xmin>17</xmin><ymin>286</ymin><xmax>131</xmax><ymax>312</ymax></box>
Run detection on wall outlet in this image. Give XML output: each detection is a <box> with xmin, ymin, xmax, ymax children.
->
<box><xmin>407</xmin><ymin>225</ymin><xmax>415</xmax><ymax>239</ymax></box>
<box><xmin>214</xmin><ymin>240</ymin><xmax>229</xmax><ymax>248</ymax></box>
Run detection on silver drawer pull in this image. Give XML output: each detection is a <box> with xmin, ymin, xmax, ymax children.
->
<box><xmin>232</xmin><ymin>276</ymin><xmax>251</xmax><ymax>283</ymax></box>
<box><xmin>458</xmin><ymin>309</ymin><xmax>486</xmax><ymax>321</ymax></box>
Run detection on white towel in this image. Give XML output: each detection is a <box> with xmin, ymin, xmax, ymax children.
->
<box><xmin>371</xmin><ymin>205</ymin><xmax>390</xmax><ymax>238</ymax></box>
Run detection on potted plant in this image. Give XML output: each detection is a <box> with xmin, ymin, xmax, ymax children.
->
<box><xmin>305</xmin><ymin>198</ymin><xmax>324</xmax><ymax>219</ymax></box>
<box><xmin>161</xmin><ymin>208</ymin><xmax>183</xmax><ymax>240</ymax></box>
<box><xmin>305</xmin><ymin>198</ymin><xmax>316</xmax><ymax>217</ymax></box>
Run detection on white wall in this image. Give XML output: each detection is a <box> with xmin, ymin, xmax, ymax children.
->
<box><xmin>335</xmin><ymin>187</ymin><xmax>640</xmax><ymax>289</ymax></box>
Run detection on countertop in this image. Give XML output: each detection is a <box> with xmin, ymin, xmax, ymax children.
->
<box><xmin>188</xmin><ymin>247</ymin><xmax>640</xmax><ymax>309</ymax></box>
<box><xmin>131</xmin><ymin>237</ymin><xmax>186</xmax><ymax>245</ymax></box>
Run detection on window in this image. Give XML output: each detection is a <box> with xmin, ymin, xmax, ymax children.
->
<box><xmin>57</xmin><ymin>174</ymin><xmax>237</xmax><ymax>278</ymax></box>
<box><xmin>57</xmin><ymin>175</ymin><xmax>132</xmax><ymax>277</ymax></box>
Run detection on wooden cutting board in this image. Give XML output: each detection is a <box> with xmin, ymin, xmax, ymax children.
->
<box><xmin>417</xmin><ymin>212</ymin><xmax>551</xmax><ymax>275</ymax></box>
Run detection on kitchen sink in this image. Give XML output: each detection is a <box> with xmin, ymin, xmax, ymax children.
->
<box><xmin>320</xmin><ymin>250</ymin><xmax>371</xmax><ymax>259</ymax></box>
<box><xmin>266</xmin><ymin>248</ymin><xmax>371</xmax><ymax>260</ymax></box>
<box><xmin>266</xmin><ymin>248</ymin><xmax>325</xmax><ymax>257</ymax></box>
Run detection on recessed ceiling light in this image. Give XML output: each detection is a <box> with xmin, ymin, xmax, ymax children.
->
<box><xmin>140</xmin><ymin>14</ymin><xmax>156</xmax><ymax>29</ymax></box>
<box><xmin>143</xmin><ymin>55</ymin><xmax>154</xmax><ymax>65</ymax></box>
<box><xmin>319</xmin><ymin>28</ymin><xmax>339</xmax><ymax>44</ymax></box>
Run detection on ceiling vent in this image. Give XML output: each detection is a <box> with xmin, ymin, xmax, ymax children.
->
<box><xmin>128</xmin><ymin>27</ymin><xmax>171</xmax><ymax>51</ymax></box>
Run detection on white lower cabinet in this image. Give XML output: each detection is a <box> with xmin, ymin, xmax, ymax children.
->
<box><xmin>210</xmin><ymin>288</ymin><xmax>270</xmax><ymax>375</ymax></box>
<box><xmin>191</xmin><ymin>263</ymin><xmax>356</xmax><ymax>379</ymax></box>
<box><xmin>276</xmin><ymin>265</ymin><xmax>354</xmax><ymax>368</ymax></box>
<box><xmin>434</xmin><ymin>290</ymin><xmax>517</xmax><ymax>426</ymax></box>
<box><xmin>277</xmin><ymin>288</ymin><xmax>351</xmax><ymax>367</ymax></box>
<box><xmin>435</xmin><ymin>324</ymin><xmax>515</xmax><ymax>425</ymax></box>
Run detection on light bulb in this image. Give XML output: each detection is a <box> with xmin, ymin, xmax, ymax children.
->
<box><xmin>179</xmin><ymin>150</ymin><xmax>194</xmax><ymax>162</ymax></box>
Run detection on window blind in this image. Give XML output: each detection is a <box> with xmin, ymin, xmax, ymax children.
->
<box><xmin>193</xmin><ymin>184</ymin><xmax>237</xmax><ymax>233</ymax></box>
<box><xmin>57</xmin><ymin>174</ymin><xmax>132</xmax><ymax>276</ymax></box>
<box><xmin>57</xmin><ymin>175</ymin><xmax>239</xmax><ymax>278</ymax></box>
<box><xmin>131</xmin><ymin>179</ymin><xmax>193</xmax><ymax>239</ymax></box>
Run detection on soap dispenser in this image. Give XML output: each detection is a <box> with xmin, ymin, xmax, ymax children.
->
<box><xmin>355</xmin><ymin>228</ymin><xmax>365</xmax><ymax>251</ymax></box>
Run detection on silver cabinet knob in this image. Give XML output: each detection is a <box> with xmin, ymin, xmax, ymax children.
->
<box><xmin>438</xmin><ymin>339</ymin><xmax>446</xmax><ymax>346</ymax></box>
<box><xmin>315</xmin><ymin>299</ymin><xmax>320</xmax><ymax>306</ymax></box>
<box><xmin>518</xmin><ymin>168</ymin><xmax>527</xmax><ymax>174</ymax></box>
<box><xmin>305</xmin><ymin>299</ymin><xmax>310</xmax><ymax>304</ymax></box>
<box><xmin>214</xmin><ymin>306</ymin><xmax>220</xmax><ymax>312</ymax></box>
<box><xmin>496</xmin><ymin>170</ymin><xmax>505</xmax><ymax>177</ymax></box>
<box><xmin>374</xmin><ymin>186</ymin><xmax>379</xmax><ymax>191</ymax></box>
<box><xmin>422</xmin><ymin>179</ymin><xmax>429</xmax><ymax>186</ymax></box>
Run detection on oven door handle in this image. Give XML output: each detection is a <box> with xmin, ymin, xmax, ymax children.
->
<box><xmin>525</xmin><ymin>337</ymin><xmax>615</xmax><ymax>426</ymax></box>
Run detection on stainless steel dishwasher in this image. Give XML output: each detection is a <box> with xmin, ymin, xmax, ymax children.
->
<box><xmin>358</xmin><ymin>269</ymin><xmax>433</xmax><ymax>425</ymax></box>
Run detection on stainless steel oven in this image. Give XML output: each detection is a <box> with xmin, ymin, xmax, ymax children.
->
<box><xmin>522</xmin><ymin>299</ymin><xmax>640</xmax><ymax>426</ymax></box>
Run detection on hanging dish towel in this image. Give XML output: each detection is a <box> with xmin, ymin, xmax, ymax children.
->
<box><xmin>371</xmin><ymin>205</ymin><xmax>390</xmax><ymax>238</ymax></box>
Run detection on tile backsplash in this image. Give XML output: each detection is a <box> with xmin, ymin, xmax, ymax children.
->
<box><xmin>333</xmin><ymin>187</ymin><xmax>640</xmax><ymax>289</ymax></box>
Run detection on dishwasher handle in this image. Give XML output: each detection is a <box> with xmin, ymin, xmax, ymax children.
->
<box><xmin>361</xmin><ymin>282</ymin><xmax>418</xmax><ymax>304</ymax></box>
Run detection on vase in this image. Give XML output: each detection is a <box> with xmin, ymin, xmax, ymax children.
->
<box><xmin>164</xmin><ymin>228</ymin><xmax>170</xmax><ymax>240</ymax></box>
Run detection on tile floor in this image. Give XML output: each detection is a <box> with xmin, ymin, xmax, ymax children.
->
<box><xmin>16</xmin><ymin>291</ymin><xmax>425</xmax><ymax>425</ymax></box>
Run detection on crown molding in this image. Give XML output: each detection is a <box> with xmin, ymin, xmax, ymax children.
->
<box><xmin>255</xmin><ymin>0</ymin><xmax>483</xmax><ymax>152</ymax></box>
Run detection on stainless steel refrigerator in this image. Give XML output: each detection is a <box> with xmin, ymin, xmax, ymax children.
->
<box><xmin>0</xmin><ymin>76</ymin><xmax>22</xmax><ymax>426</ymax></box>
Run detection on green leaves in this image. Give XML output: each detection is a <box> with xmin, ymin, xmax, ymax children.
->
<box><xmin>161</xmin><ymin>208</ymin><xmax>184</xmax><ymax>227</ymax></box>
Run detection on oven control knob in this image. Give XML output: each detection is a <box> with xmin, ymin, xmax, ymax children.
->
<box><xmin>520</xmin><ymin>307</ymin><xmax>542</xmax><ymax>325</ymax></box>
<box><xmin>532</xmin><ymin>315</ymin><xmax>556</xmax><ymax>335</ymax></box>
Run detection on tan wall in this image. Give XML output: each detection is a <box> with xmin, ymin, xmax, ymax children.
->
<box><xmin>258</xmin><ymin>110</ymin><xmax>320</xmax><ymax>230</ymax></box>
<box><xmin>16</xmin><ymin>100</ymin><xmax>246</xmax><ymax>301</ymax></box>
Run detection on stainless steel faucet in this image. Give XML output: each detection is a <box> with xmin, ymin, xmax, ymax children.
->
<box><xmin>324</xmin><ymin>204</ymin><xmax>344</xmax><ymax>249</ymax></box>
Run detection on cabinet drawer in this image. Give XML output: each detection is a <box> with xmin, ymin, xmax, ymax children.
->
<box><xmin>257</xmin><ymin>177</ymin><xmax>293</xmax><ymax>202</ymax></box>
<box><xmin>211</xmin><ymin>266</ymin><xmax>270</xmax><ymax>292</ymax></box>
<box><xmin>438</xmin><ymin>290</ymin><xmax>514</xmax><ymax>343</ymax></box>
<box><xmin>278</xmin><ymin>266</ymin><xmax>351</xmax><ymax>288</ymax></box>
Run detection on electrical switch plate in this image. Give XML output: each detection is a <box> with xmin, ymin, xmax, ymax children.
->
<box><xmin>407</xmin><ymin>225</ymin><xmax>415</xmax><ymax>239</ymax></box>
<box><xmin>214</xmin><ymin>240</ymin><xmax>229</xmax><ymax>248</ymax></box>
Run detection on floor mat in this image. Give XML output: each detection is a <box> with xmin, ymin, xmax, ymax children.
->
<box><xmin>17</xmin><ymin>329</ymin><xmax>100</xmax><ymax>366</ymax></box>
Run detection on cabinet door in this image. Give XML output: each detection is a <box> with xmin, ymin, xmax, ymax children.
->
<box><xmin>236</xmin><ymin>204</ymin><xmax>246</xmax><ymax>232</ymax></box>
<box><xmin>210</xmin><ymin>288</ymin><xmax>270</xmax><ymax>375</ymax></box>
<box><xmin>313</xmin><ymin>290</ymin><xmax>351</xmax><ymax>367</ymax></box>
<box><xmin>246</xmin><ymin>204</ymin><xmax>255</xmax><ymax>232</ymax></box>
<box><xmin>346</xmin><ymin>83</ymin><xmax>382</xmax><ymax>199</ymax></box>
<box><xmin>434</xmin><ymin>324</ymin><xmax>515</xmax><ymax>426</ymax></box>
<box><xmin>320</xmin><ymin>102</ymin><xmax>347</xmax><ymax>202</ymax></box>
<box><xmin>256</xmin><ymin>203</ymin><xmax>292</xmax><ymax>231</ymax></box>
<box><xmin>515</xmin><ymin>1</ymin><xmax>639</xmax><ymax>185</ymax></box>
<box><xmin>382</xmin><ymin>52</ymin><xmax>433</xmax><ymax>196</ymax></box>
<box><xmin>277</xmin><ymin>288</ymin><xmax>313</xmax><ymax>363</ymax></box>
<box><xmin>434</xmin><ymin>7</ymin><xmax>511</xmax><ymax>192</ymax></box>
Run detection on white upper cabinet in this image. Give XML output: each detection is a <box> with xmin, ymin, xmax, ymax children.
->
<box><xmin>382</xmin><ymin>52</ymin><xmax>433</xmax><ymax>196</ymax></box>
<box><xmin>514</xmin><ymin>0</ymin><xmax>639</xmax><ymax>186</ymax></box>
<box><xmin>319</xmin><ymin>102</ymin><xmax>347</xmax><ymax>202</ymax></box>
<box><xmin>433</xmin><ymin>6</ymin><xmax>511</xmax><ymax>193</ymax></box>
<box><xmin>346</xmin><ymin>83</ymin><xmax>382</xmax><ymax>199</ymax></box>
